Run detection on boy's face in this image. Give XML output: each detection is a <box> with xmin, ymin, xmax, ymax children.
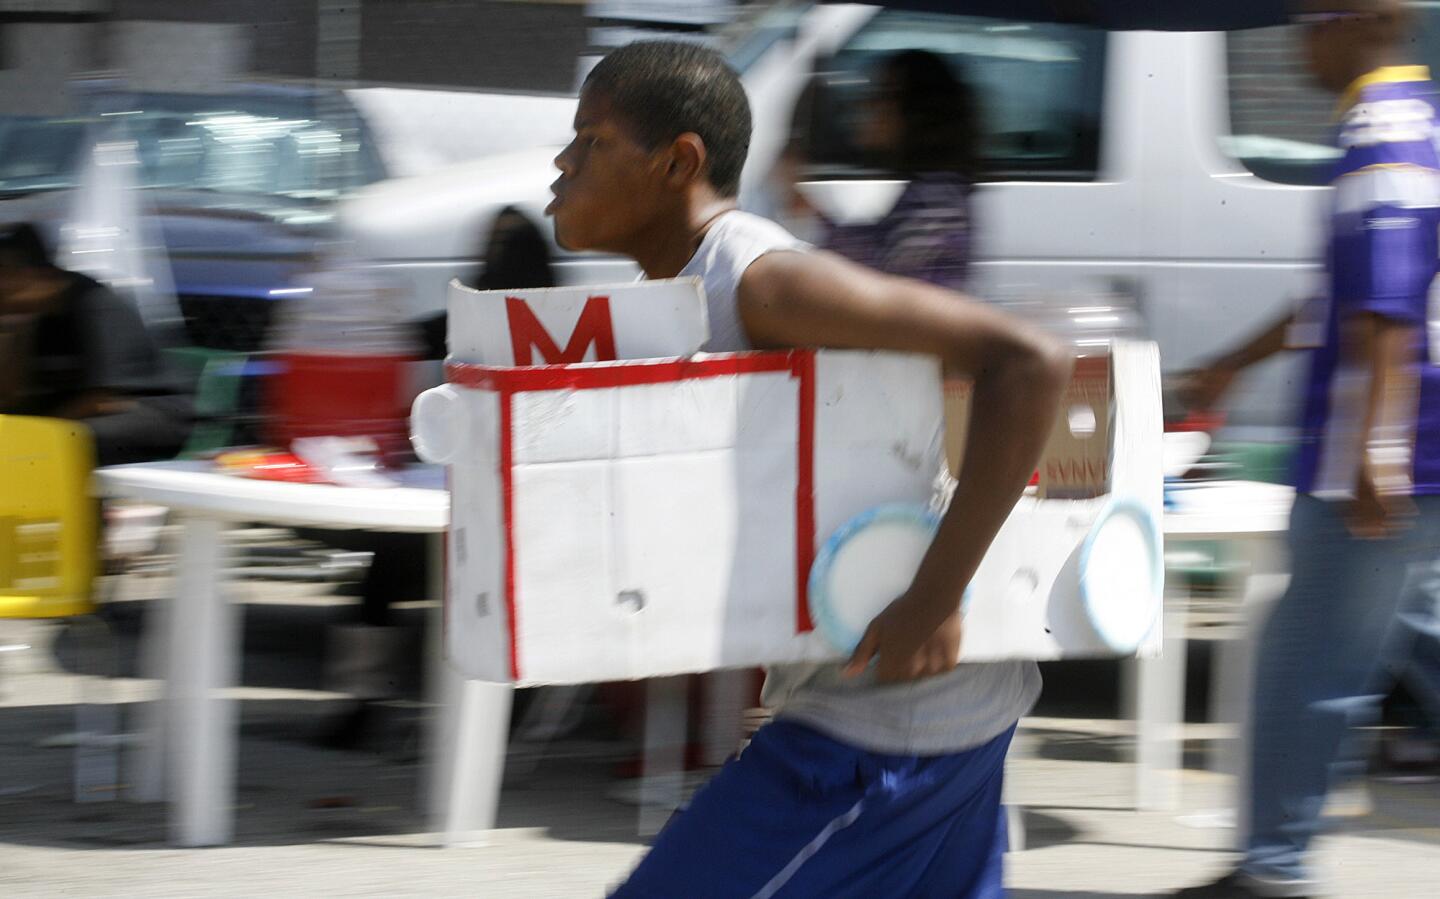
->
<box><xmin>548</xmin><ymin>88</ymin><xmax>669</xmax><ymax>253</ymax></box>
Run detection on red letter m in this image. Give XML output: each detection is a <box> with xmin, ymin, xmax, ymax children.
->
<box><xmin>506</xmin><ymin>295</ymin><xmax>617</xmax><ymax>365</ymax></box>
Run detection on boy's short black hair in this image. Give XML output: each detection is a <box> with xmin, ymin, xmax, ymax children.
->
<box><xmin>584</xmin><ymin>41</ymin><xmax>752</xmax><ymax>198</ymax></box>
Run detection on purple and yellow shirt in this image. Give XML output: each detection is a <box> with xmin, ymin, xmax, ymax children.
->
<box><xmin>1293</xmin><ymin>67</ymin><xmax>1440</xmax><ymax>497</ymax></box>
<box><xmin>821</xmin><ymin>172</ymin><xmax>973</xmax><ymax>291</ymax></box>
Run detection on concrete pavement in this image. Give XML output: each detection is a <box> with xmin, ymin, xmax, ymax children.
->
<box><xmin>1</xmin><ymin>577</ymin><xmax>1437</xmax><ymax>898</ymax></box>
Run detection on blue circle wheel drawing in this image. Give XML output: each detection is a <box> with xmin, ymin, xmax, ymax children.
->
<box><xmin>1078</xmin><ymin>497</ymin><xmax>1163</xmax><ymax>654</ymax></box>
<box><xmin>809</xmin><ymin>503</ymin><xmax>966</xmax><ymax>655</ymax></box>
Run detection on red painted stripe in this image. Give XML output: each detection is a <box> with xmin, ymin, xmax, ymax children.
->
<box><xmin>794</xmin><ymin>352</ymin><xmax>816</xmax><ymax>633</ymax></box>
<box><xmin>498</xmin><ymin>387</ymin><xmax>521</xmax><ymax>680</ymax></box>
<box><xmin>446</xmin><ymin>352</ymin><xmax>799</xmax><ymax>393</ymax></box>
<box><xmin>462</xmin><ymin>349</ymin><xmax>822</xmax><ymax>652</ymax></box>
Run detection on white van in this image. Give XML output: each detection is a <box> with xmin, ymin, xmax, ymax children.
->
<box><xmin>340</xmin><ymin>2</ymin><xmax>1439</xmax><ymax>436</ymax></box>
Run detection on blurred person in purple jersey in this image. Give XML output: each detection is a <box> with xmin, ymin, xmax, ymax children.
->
<box><xmin>801</xmin><ymin>50</ymin><xmax>982</xmax><ymax>291</ymax></box>
<box><xmin>1176</xmin><ymin>2</ymin><xmax>1440</xmax><ymax>896</ymax></box>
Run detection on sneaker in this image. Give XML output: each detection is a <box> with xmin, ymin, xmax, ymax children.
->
<box><xmin>1172</xmin><ymin>870</ymin><xmax>1310</xmax><ymax>898</ymax></box>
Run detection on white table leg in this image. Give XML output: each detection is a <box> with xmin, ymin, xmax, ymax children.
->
<box><xmin>73</xmin><ymin>615</ymin><xmax>120</xmax><ymax>803</ymax></box>
<box><xmin>699</xmin><ymin>669</ymin><xmax>747</xmax><ymax>767</ymax></box>
<box><xmin>128</xmin><ymin>566</ymin><xmax>174</xmax><ymax>803</ymax></box>
<box><xmin>1133</xmin><ymin>575</ymin><xmax>1190</xmax><ymax>811</ymax></box>
<box><xmin>167</xmin><ymin>514</ymin><xmax>239</xmax><ymax>847</ymax></box>
<box><xmin>423</xmin><ymin>533</ymin><xmax>513</xmax><ymax>847</ymax></box>
<box><xmin>638</xmin><ymin>675</ymin><xmax>688</xmax><ymax>838</ymax></box>
<box><xmin>1007</xmin><ymin>803</ymin><xmax>1026</xmax><ymax>853</ymax></box>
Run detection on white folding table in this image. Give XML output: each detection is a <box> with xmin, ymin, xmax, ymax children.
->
<box><xmin>1135</xmin><ymin>480</ymin><xmax>1294</xmax><ymax>811</ymax></box>
<box><xmin>98</xmin><ymin>461</ymin><xmax>1298</xmax><ymax>842</ymax></box>
<box><xmin>94</xmin><ymin>461</ymin><xmax>512</xmax><ymax>848</ymax></box>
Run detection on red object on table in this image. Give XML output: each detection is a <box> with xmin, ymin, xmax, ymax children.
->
<box><xmin>1168</xmin><ymin>410</ymin><xmax>1225</xmax><ymax>434</ymax></box>
<box><xmin>267</xmin><ymin>351</ymin><xmax>419</xmax><ymax>462</ymax></box>
<box><xmin>214</xmin><ymin>450</ymin><xmax>327</xmax><ymax>483</ymax></box>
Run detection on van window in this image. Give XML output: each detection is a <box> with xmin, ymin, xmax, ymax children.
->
<box><xmin>0</xmin><ymin>90</ymin><xmax>384</xmax><ymax>202</ymax></box>
<box><xmin>1224</xmin><ymin>5</ymin><xmax>1440</xmax><ymax>185</ymax></box>
<box><xmin>804</xmin><ymin>12</ymin><xmax>1107</xmax><ymax>182</ymax></box>
<box><xmin>0</xmin><ymin>119</ymin><xmax>89</xmax><ymax>195</ymax></box>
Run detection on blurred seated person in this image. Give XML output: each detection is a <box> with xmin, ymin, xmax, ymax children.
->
<box><xmin>787</xmin><ymin>50</ymin><xmax>982</xmax><ymax>291</ymax></box>
<box><xmin>417</xmin><ymin>205</ymin><xmax>556</xmax><ymax>359</ymax></box>
<box><xmin>0</xmin><ymin>222</ymin><xmax>192</xmax><ymax>464</ymax></box>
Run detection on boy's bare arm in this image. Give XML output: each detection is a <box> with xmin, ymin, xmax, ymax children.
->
<box><xmin>1181</xmin><ymin>312</ymin><xmax>1297</xmax><ymax>412</ymax></box>
<box><xmin>740</xmin><ymin>250</ymin><xmax>1071</xmax><ymax>682</ymax></box>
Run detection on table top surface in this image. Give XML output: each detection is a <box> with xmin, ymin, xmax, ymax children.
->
<box><xmin>1163</xmin><ymin>480</ymin><xmax>1294</xmax><ymax>538</ymax></box>
<box><xmin>97</xmin><ymin>462</ymin><xmax>1292</xmax><ymax>540</ymax></box>
<box><xmin>94</xmin><ymin>461</ymin><xmax>449</xmax><ymax>532</ymax></box>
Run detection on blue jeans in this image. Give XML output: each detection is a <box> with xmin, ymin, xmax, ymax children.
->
<box><xmin>1242</xmin><ymin>494</ymin><xmax>1440</xmax><ymax>885</ymax></box>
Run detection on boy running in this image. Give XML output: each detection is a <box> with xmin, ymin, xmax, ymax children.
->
<box><xmin>546</xmin><ymin>41</ymin><xmax>1070</xmax><ymax>898</ymax></box>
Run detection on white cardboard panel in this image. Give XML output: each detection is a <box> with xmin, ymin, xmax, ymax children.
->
<box><xmin>511</xmin><ymin>389</ymin><xmax>617</xmax><ymax>465</ymax></box>
<box><xmin>812</xmin><ymin>352</ymin><xmax>945</xmax><ymax>549</ymax></box>
<box><xmin>814</xmin><ymin>352</ymin><xmax>945</xmax><ymax>451</ymax></box>
<box><xmin>511</xmin><ymin>461</ymin><xmax>625</xmax><ymax>683</ymax></box>
<box><xmin>962</xmin><ymin>497</ymin><xmax>1108</xmax><ymax>661</ymax></box>
<box><xmin>611</xmin><ymin>453</ymin><xmax>743</xmax><ymax>675</ymax></box>
<box><xmin>736</xmin><ymin>370</ymin><xmax>801</xmax><ymax>449</ymax></box>
<box><xmin>445</xmin><ymin>389</ymin><xmax>509</xmax><ymax>682</ymax></box>
<box><xmin>418</xmin><ymin>329</ymin><xmax>1164</xmax><ymax>684</ymax></box>
<box><xmin>448</xmin><ymin>278</ymin><xmax>709</xmax><ymax>365</ymax></box>
<box><xmin>616</xmin><ymin>377</ymin><xmax>741</xmax><ymax>458</ymax></box>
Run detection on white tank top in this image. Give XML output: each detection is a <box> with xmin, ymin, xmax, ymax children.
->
<box><xmin>675</xmin><ymin>210</ymin><xmax>809</xmax><ymax>353</ymax></box>
<box><xmin>665</xmin><ymin>210</ymin><xmax>1040</xmax><ymax>755</ymax></box>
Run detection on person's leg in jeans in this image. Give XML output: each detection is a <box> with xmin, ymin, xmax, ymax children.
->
<box><xmin>1241</xmin><ymin>495</ymin><xmax>1440</xmax><ymax>888</ymax></box>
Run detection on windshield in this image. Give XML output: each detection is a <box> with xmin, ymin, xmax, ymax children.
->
<box><xmin>0</xmin><ymin>90</ymin><xmax>384</xmax><ymax>201</ymax></box>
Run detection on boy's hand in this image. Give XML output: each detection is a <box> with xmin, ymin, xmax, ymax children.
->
<box><xmin>843</xmin><ymin>593</ymin><xmax>962</xmax><ymax>684</ymax></box>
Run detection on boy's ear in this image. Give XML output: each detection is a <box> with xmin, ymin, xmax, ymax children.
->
<box><xmin>664</xmin><ymin>133</ymin><xmax>707</xmax><ymax>190</ymax></box>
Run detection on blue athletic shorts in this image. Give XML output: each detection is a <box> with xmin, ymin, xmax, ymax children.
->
<box><xmin>610</xmin><ymin>719</ymin><xmax>1014</xmax><ymax>899</ymax></box>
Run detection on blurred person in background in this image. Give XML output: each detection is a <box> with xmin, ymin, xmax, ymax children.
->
<box><xmin>1175</xmin><ymin>2</ymin><xmax>1440</xmax><ymax>896</ymax></box>
<box><xmin>416</xmin><ymin>205</ymin><xmax>553</xmax><ymax>358</ymax></box>
<box><xmin>0</xmin><ymin>222</ymin><xmax>191</xmax><ymax>465</ymax></box>
<box><xmin>788</xmin><ymin>50</ymin><xmax>982</xmax><ymax>291</ymax></box>
<box><xmin>314</xmin><ymin>207</ymin><xmax>557</xmax><ymax>750</ymax></box>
